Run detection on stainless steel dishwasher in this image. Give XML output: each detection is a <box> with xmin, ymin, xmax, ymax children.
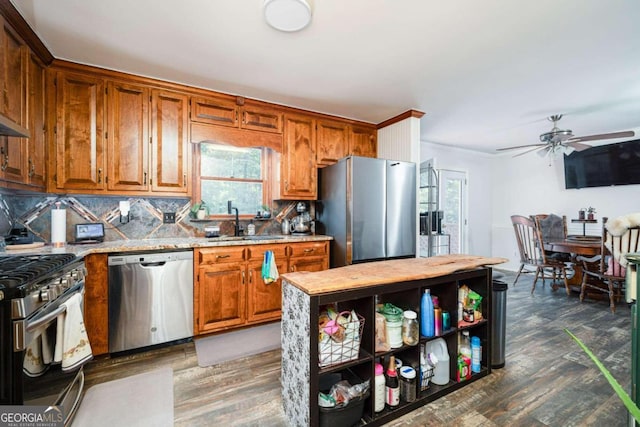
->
<box><xmin>108</xmin><ymin>251</ymin><xmax>194</xmax><ymax>353</ymax></box>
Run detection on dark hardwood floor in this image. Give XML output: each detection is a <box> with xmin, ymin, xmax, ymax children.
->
<box><xmin>81</xmin><ymin>269</ymin><xmax>633</xmax><ymax>426</ymax></box>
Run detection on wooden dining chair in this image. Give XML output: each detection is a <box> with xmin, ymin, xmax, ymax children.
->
<box><xmin>578</xmin><ymin>216</ymin><xmax>640</xmax><ymax>312</ymax></box>
<box><xmin>511</xmin><ymin>215</ymin><xmax>570</xmax><ymax>294</ymax></box>
<box><xmin>532</xmin><ymin>214</ymin><xmax>571</xmax><ymax>262</ymax></box>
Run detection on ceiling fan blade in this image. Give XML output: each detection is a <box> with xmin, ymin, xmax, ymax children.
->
<box><xmin>567</xmin><ymin>130</ymin><xmax>635</xmax><ymax>143</ymax></box>
<box><xmin>565</xmin><ymin>141</ymin><xmax>591</xmax><ymax>152</ymax></box>
<box><xmin>496</xmin><ymin>143</ymin><xmax>546</xmax><ymax>152</ymax></box>
<box><xmin>513</xmin><ymin>145</ymin><xmax>547</xmax><ymax>158</ymax></box>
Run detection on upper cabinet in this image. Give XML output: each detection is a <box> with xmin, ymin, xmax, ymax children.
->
<box><xmin>277</xmin><ymin>113</ymin><xmax>317</xmax><ymax>200</ymax></box>
<box><xmin>349</xmin><ymin>125</ymin><xmax>377</xmax><ymax>158</ymax></box>
<box><xmin>316</xmin><ymin>119</ymin><xmax>349</xmax><ymax>167</ymax></box>
<box><xmin>191</xmin><ymin>96</ymin><xmax>282</xmax><ymax>134</ymax></box>
<box><xmin>51</xmin><ymin>67</ymin><xmax>189</xmax><ymax>195</ymax></box>
<box><xmin>54</xmin><ymin>70</ymin><xmax>106</xmax><ymax>191</ymax></box>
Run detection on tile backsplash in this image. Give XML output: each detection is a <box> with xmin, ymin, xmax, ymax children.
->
<box><xmin>0</xmin><ymin>192</ymin><xmax>309</xmax><ymax>243</ymax></box>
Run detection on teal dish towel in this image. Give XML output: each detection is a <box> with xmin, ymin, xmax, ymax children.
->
<box><xmin>262</xmin><ymin>250</ymin><xmax>279</xmax><ymax>284</ymax></box>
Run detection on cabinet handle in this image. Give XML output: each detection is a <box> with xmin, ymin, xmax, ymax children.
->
<box><xmin>215</xmin><ymin>254</ymin><xmax>230</xmax><ymax>259</ymax></box>
<box><xmin>242</xmin><ymin>270</ymin><xmax>245</xmax><ymax>284</ymax></box>
<box><xmin>1</xmin><ymin>149</ymin><xmax>8</xmax><ymax>171</ymax></box>
<box><xmin>143</xmin><ymin>171</ymin><xmax>147</xmax><ymax>185</ymax></box>
<box><xmin>183</xmin><ymin>174</ymin><xmax>187</xmax><ymax>187</ymax></box>
<box><xmin>242</xmin><ymin>111</ymin><xmax>246</xmax><ymax>125</ymax></box>
<box><xmin>248</xmin><ymin>269</ymin><xmax>253</xmax><ymax>284</ymax></box>
<box><xmin>28</xmin><ymin>158</ymin><xmax>35</xmax><ymax>178</ymax></box>
<box><xmin>97</xmin><ymin>168</ymin><xmax>102</xmax><ymax>183</ymax></box>
<box><xmin>303</xmin><ymin>248</ymin><xmax>314</xmax><ymax>253</ymax></box>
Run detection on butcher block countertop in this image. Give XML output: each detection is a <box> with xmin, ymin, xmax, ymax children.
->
<box><xmin>282</xmin><ymin>254</ymin><xmax>508</xmax><ymax>295</ymax></box>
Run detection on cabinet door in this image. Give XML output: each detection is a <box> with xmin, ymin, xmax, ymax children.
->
<box><xmin>316</xmin><ymin>119</ymin><xmax>349</xmax><ymax>166</ymax></box>
<box><xmin>240</xmin><ymin>104</ymin><xmax>282</xmax><ymax>134</ymax></box>
<box><xmin>26</xmin><ymin>53</ymin><xmax>45</xmax><ymax>188</ymax></box>
<box><xmin>107</xmin><ymin>82</ymin><xmax>149</xmax><ymax>191</ymax></box>
<box><xmin>245</xmin><ymin>245</ymin><xmax>287</xmax><ymax>322</ymax></box>
<box><xmin>289</xmin><ymin>256</ymin><xmax>328</xmax><ymax>273</ymax></box>
<box><xmin>151</xmin><ymin>89</ymin><xmax>189</xmax><ymax>193</ymax></box>
<box><xmin>195</xmin><ymin>263</ymin><xmax>246</xmax><ymax>334</ymax></box>
<box><xmin>349</xmin><ymin>125</ymin><xmax>377</xmax><ymax>158</ymax></box>
<box><xmin>55</xmin><ymin>71</ymin><xmax>105</xmax><ymax>190</ymax></box>
<box><xmin>190</xmin><ymin>95</ymin><xmax>238</xmax><ymax>127</ymax></box>
<box><xmin>280</xmin><ymin>114</ymin><xmax>316</xmax><ymax>199</ymax></box>
<box><xmin>0</xmin><ymin>25</ymin><xmax>27</xmax><ymax>183</ymax></box>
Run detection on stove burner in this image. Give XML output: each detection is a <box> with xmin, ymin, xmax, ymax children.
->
<box><xmin>0</xmin><ymin>254</ymin><xmax>77</xmax><ymax>290</ymax></box>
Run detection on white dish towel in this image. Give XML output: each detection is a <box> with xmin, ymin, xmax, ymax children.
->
<box><xmin>54</xmin><ymin>292</ymin><xmax>93</xmax><ymax>372</ymax></box>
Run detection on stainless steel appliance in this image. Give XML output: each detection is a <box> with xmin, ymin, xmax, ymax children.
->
<box><xmin>0</xmin><ymin>253</ymin><xmax>87</xmax><ymax>426</ymax></box>
<box><xmin>626</xmin><ymin>254</ymin><xmax>640</xmax><ymax>427</ymax></box>
<box><xmin>317</xmin><ymin>156</ymin><xmax>416</xmax><ymax>267</ymax></box>
<box><xmin>108</xmin><ymin>251</ymin><xmax>194</xmax><ymax>353</ymax></box>
<box><xmin>290</xmin><ymin>202</ymin><xmax>312</xmax><ymax>235</ymax></box>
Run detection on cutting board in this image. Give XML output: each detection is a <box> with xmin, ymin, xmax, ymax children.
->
<box><xmin>5</xmin><ymin>242</ymin><xmax>45</xmax><ymax>250</ymax></box>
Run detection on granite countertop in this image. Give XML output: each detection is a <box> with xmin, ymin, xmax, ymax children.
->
<box><xmin>2</xmin><ymin>235</ymin><xmax>333</xmax><ymax>258</ymax></box>
<box><xmin>281</xmin><ymin>254</ymin><xmax>508</xmax><ymax>295</ymax></box>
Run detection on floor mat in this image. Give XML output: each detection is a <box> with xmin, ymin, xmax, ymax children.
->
<box><xmin>71</xmin><ymin>367</ymin><xmax>173</xmax><ymax>427</ymax></box>
<box><xmin>195</xmin><ymin>322</ymin><xmax>281</xmax><ymax>368</ymax></box>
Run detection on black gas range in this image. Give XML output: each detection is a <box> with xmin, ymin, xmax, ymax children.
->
<box><xmin>0</xmin><ymin>253</ymin><xmax>87</xmax><ymax>425</ymax></box>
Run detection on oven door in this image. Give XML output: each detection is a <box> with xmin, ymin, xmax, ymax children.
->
<box><xmin>14</xmin><ymin>283</ymin><xmax>86</xmax><ymax>426</ymax></box>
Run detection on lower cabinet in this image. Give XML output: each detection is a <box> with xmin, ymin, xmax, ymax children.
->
<box><xmin>281</xmin><ymin>266</ymin><xmax>492</xmax><ymax>427</ymax></box>
<box><xmin>194</xmin><ymin>241</ymin><xmax>329</xmax><ymax>335</ymax></box>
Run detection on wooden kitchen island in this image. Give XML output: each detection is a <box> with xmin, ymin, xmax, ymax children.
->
<box><xmin>281</xmin><ymin>254</ymin><xmax>507</xmax><ymax>427</ymax></box>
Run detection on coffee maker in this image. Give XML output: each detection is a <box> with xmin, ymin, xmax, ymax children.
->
<box><xmin>290</xmin><ymin>202</ymin><xmax>313</xmax><ymax>235</ymax></box>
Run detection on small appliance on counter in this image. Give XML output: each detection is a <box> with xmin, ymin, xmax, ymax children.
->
<box><xmin>290</xmin><ymin>202</ymin><xmax>313</xmax><ymax>235</ymax></box>
<box><xmin>4</xmin><ymin>227</ymin><xmax>34</xmax><ymax>246</ymax></box>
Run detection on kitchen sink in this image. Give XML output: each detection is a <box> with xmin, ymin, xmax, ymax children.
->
<box><xmin>242</xmin><ymin>235</ymin><xmax>284</xmax><ymax>241</ymax></box>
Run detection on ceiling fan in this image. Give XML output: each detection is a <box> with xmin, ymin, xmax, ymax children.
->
<box><xmin>497</xmin><ymin>114</ymin><xmax>635</xmax><ymax>157</ymax></box>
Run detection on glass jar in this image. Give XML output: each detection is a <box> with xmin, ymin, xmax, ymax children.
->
<box><xmin>402</xmin><ymin>310</ymin><xmax>419</xmax><ymax>346</ymax></box>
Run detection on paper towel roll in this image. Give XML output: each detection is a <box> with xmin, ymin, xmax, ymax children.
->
<box><xmin>51</xmin><ymin>208</ymin><xmax>67</xmax><ymax>247</ymax></box>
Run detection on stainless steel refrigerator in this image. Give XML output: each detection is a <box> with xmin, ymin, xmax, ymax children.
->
<box><xmin>317</xmin><ymin>156</ymin><xmax>416</xmax><ymax>267</ymax></box>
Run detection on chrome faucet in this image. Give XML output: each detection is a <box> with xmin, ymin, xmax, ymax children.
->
<box><xmin>227</xmin><ymin>200</ymin><xmax>241</xmax><ymax>236</ymax></box>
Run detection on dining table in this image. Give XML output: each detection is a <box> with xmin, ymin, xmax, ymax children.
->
<box><xmin>544</xmin><ymin>236</ymin><xmax>602</xmax><ymax>292</ymax></box>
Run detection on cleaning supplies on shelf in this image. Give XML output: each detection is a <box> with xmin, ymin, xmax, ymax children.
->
<box><xmin>420</xmin><ymin>289</ymin><xmax>435</xmax><ymax>338</ymax></box>
<box><xmin>425</xmin><ymin>338</ymin><xmax>449</xmax><ymax>385</ymax></box>
<box><xmin>471</xmin><ymin>336</ymin><xmax>482</xmax><ymax>373</ymax></box>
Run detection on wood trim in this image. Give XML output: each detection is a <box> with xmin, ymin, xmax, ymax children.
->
<box><xmin>0</xmin><ymin>0</ymin><xmax>53</xmax><ymax>65</ymax></box>
<box><xmin>84</xmin><ymin>253</ymin><xmax>109</xmax><ymax>356</ymax></box>
<box><xmin>190</xmin><ymin>122</ymin><xmax>283</xmax><ymax>152</ymax></box>
<box><xmin>376</xmin><ymin>109</ymin><xmax>425</xmax><ymax>129</ymax></box>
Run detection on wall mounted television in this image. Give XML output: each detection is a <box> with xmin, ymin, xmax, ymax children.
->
<box><xmin>564</xmin><ymin>139</ymin><xmax>640</xmax><ymax>189</ymax></box>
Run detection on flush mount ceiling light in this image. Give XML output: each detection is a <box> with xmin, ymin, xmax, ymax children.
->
<box><xmin>263</xmin><ymin>0</ymin><xmax>312</xmax><ymax>32</ymax></box>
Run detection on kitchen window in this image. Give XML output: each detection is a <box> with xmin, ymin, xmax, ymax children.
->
<box><xmin>197</xmin><ymin>143</ymin><xmax>269</xmax><ymax>216</ymax></box>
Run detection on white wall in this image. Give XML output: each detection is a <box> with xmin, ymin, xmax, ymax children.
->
<box><xmin>420</xmin><ymin>141</ymin><xmax>493</xmax><ymax>257</ymax></box>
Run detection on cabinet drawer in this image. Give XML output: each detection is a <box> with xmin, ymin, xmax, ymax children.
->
<box><xmin>191</xmin><ymin>96</ymin><xmax>238</xmax><ymax>127</ymax></box>
<box><xmin>288</xmin><ymin>241</ymin><xmax>328</xmax><ymax>258</ymax></box>
<box><xmin>197</xmin><ymin>247</ymin><xmax>245</xmax><ymax>264</ymax></box>
<box><xmin>246</xmin><ymin>244</ymin><xmax>287</xmax><ymax>262</ymax></box>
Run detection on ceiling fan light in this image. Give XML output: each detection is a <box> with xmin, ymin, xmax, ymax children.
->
<box><xmin>263</xmin><ymin>0</ymin><xmax>312</xmax><ymax>32</ymax></box>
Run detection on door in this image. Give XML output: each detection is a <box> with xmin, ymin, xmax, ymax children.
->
<box><xmin>438</xmin><ymin>169</ymin><xmax>467</xmax><ymax>254</ymax></box>
<box><xmin>26</xmin><ymin>53</ymin><xmax>46</xmax><ymax>188</ymax></box>
<box><xmin>351</xmin><ymin>156</ymin><xmax>386</xmax><ymax>262</ymax></box>
<box><xmin>280</xmin><ymin>114</ymin><xmax>316</xmax><ymax>199</ymax></box>
<box><xmin>196</xmin><ymin>263</ymin><xmax>246</xmax><ymax>333</ymax></box>
<box><xmin>386</xmin><ymin>160</ymin><xmax>416</xmax><ymax>258</ymax></box>
<box><xmin>107</xmin><ymin>82</ymin><xmax>149</xmax><ymax>191</ymax></box>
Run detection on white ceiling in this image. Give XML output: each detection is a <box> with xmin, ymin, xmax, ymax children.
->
<box><xmin>11</xmin><ymin>0</ymin><xmax>640</xmax><ymax>154</ymax></box>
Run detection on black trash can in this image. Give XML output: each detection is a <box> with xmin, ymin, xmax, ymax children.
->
<box><xmin>491</xmin><ymin>278</ymin><xmax>509</xmax><ymax>368</ymax></box>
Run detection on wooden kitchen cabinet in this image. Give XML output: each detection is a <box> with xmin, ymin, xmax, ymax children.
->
<box><xmin>316</xmin><ymin>119</ymin><xmax>349</xmax><ymax>167</ymax></box>
<box><xmin>288</xmin><ymin>241</ymin><xmax>329</xmax><ymax>272</ymax></box>
<box><xmin>54</xmin><ymin>70</ymin><xmax>106</xmax><ymax>191</ymax></box>
<box><xmin>150</xmin><ymin>89</ymin><xmax>189</xmax><ymax>193</ymax></box>
<box><xmin>107</xmin><ymin>81</ymin><xmax>149</xmax><ymax>191</ymax></box>
<box><xmin>195</xmin><ymin>241</ymin><xmax>330</xmax><ymax>335</ymax></box>
<box><xmin>191</xmin><ymin>95</ymin><xmax>282</xmax><ymax>134</ymax></box>
<box><xmin>349</xmin><ymin>124</ymin><xmax>377</xmax><ymax>158</ymax></box>
<box><xmin>0</xmin><ymin>22</ymin><xmax>28</xmax><ymax>185</ymax></box>
<box><xmin>276</xmin><ymin>113</ymin><xmax>317</xmax><ymax>200</ymax></box>
<box><xmin>26</xmin><ymin>52</ymin><xmax>46</xmax><ymax>188</ymax></box>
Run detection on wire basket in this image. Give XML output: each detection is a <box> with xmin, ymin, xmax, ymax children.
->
<box><xmin>318</xmin><ymin>311</ymin><xmax>365</xmax><ymax>368</ymax></box>
<box><xmin>420</xmin><ymin>365</ymin><xmax>435</xmax><ymax>391</ymax></box>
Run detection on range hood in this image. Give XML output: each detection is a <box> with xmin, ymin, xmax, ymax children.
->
<box><xmin>0</xmin><ymin>114</ymin><xmax>29</xmax><ymax>137</ymax></box>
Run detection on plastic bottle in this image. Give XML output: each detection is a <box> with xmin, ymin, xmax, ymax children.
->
<box><xmin>374</xmin><ymin>363</ymin><xmax>385</xmax><ymax>412</ymax></box>
<box><xmin>385</xmin><ymin>356</ymin><xmax>400</xmax><ymax>408</ymax></box>
<box><xmin>471</xmin><ymin>336</ymin><xmax>481</xmax><ymax>373</ymax></box>
<box><xmin>433</xmin><ymin>296</ymin><xmax>442</xmax><ymax>336</ymax></box>
<box><xmin>460</xmin><ymin>330</ymin><xmax>471</xmax><ymax>358</ymax></box>
<box><xmin>247</xmin><ymin>220</ymin><xmax>255</xmax><ymax>236</ymax></box>
<box><xmin>420</xmin><ymin>289</ymin><xmax>435</xmax><ymax>338</ymax></box>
